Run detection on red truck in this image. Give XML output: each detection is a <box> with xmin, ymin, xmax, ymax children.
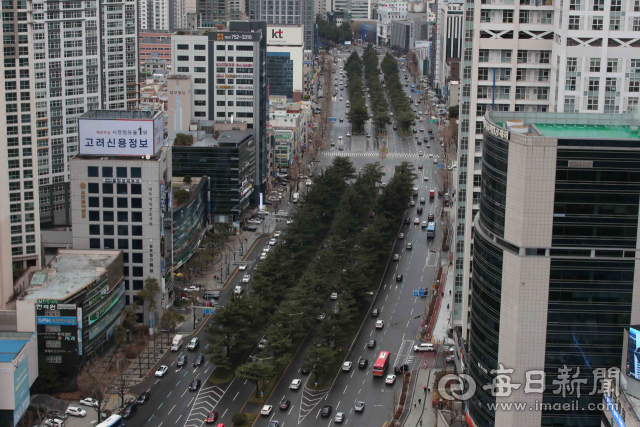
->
<box><xmin>429</xmin><ymin>189</ymin><xmax>435</xmax><ymax>199</ymax></box>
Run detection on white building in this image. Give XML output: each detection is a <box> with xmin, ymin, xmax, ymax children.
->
<box><xmin>347</xmin><ymin>0</ymin><xmax>371</xmax><ymax>20</ymax></box>
<box><xmin>435</xmin><ymin>1</ymin><xmax>463</xmax><ymax>90</ymax></box>
<box><xmin>261</xmin><ymin>0</ymin><xmax>315</xmax><ymax>51</ymax></box>
<box><xmin>376</xmin><ymin>1</ymin><xmax>407</xmax><ymax>45</ymax></box>
<box><xmin>140</xmin><ymin>0</ymin><xmax>172</xmax><ymax>31</ymax></box>
<box><xmin>454</xmin><ymin>0</ymin><xmax>640</xmax><ymax>368</ymax></box>
<box><xmin>267</xmin><ymin>25</ymin><xmax>305</xmax><ymax>101</ymax></box>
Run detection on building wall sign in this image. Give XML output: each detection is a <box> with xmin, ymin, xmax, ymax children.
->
<box><xmin>87</xmin><ymin>284</ymin><xmax>124</xmax><ymax>325</ymax></box>
<box><xmin>214</xmin><ymin>31</ymin><xmax>260</xmax><ymax>42</ymax></box>
<box><xmin>483</xmin><ymin>118</ymin><xmax>510</xmax><ymax>140</ymax></box>
<box><xmin>79</xmin><ymin>114</ymin><xmax>164</xmax><ymax>157</ymax></box>
<box><xmin>36</xmin><ymin>316</ymin><xmax>77</xmax><ymax>326</ymax></box>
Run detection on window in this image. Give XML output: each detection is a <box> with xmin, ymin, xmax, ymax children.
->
<box><xmin>132</xmin><ymin>253</ymin><xmax>143</xmax><ymax>263</ymax></box>
<box><xmin>88</xmin><ymin>197</ymin><xmax>99</xmax><ymax>207</ymax></box>
<box><xmin>118</xmin><ymin>239</ymin><xmax>128</xmax><ymax>249</ymax></box>
<box><xmin>176</xmin><ymin>44</ymin><xmax>188</xmax><ymax>50</ymax></box>
<box><xmin>607</xmin><ymin>59</ymin><xmax>619</xmax><ymax>72</ymax></box>
<box><xmin>102</xmin><ymin>183</ymin><xmax>113</xmax><ymax>194</ymax></box>
<box><xmin>177</xmin><ymin>55</ymin><xmax>189</xmax><ymax>61</ymax></box>
<box><xmin>590</xmin><ymin>58</ymin><xmax>601</xmax><ymax>72</ymax></box>
<box><xmin>593</xmin><ymin>0</ymin><xmax>604</xmax><ymax>10</ymax></box>
<box><xmin>132</xmin><ymin>239</ymin><xmax>143</xmax><ymax>249</ymax></box>
<box><xmin>132</xmin><ymin>211</ymin><xmax>142</xmax><ymax>222</ymax></box>
<box><xmin>102</xmin><ymin>166</ymin><xmax>113</xmax><ymax>177</ymax></box>
<box><xmin>131</xmin><ymin>167</ymin><xmax>141</xmax><ymax>178</ymax></box>
<box><xmin>633</xmin><ymin>18</ymin><xmax>640</xmax><ymax>31</ymax></box>
<box><xmin>103</xmin><ymin>225</ymin><xmax>114</xmax><ymax>235</ymax></box>
<box><xmin>568</xmin><ymin>16</ymin><xmax>580</xmax><ymax>29</ymax></box>
<box><xmin>90</xmin><ymin>238</ymin><xmax>100</xmax><ymax>248</ymax></box>
<box><xmin>103</xmin><ymin>211</ymin><xmax>114</xmax><ymax>222</ymax></box>
<box><xmin>88</xmin><ymin>183</ymin><xmax>99</xmax><ymax>194</ymax></box>
<box><xmin>46</xmin><ymin>355</ymin><xmax>62</xmax><ymax>363</ymax></box>
<box><xmin>629</xmin><ymin>77</ymin><xmax>640</xmax><ymax>92</ymax></box>
<box><xmin>570</xmin><ymin>0</ymin><xmax>580</xmax><ymax>9</ymax></box>
<box><xmin>103</xmin><ymin>238</ymin><xmax>114</xmax><ymax>249</ymax></box>
<box><xmin>103</xmin><ymin>197</ymin><xmax>113</xmax><ymax>208</ymax></box>
<box><xmin>132</xmin><ymin>225</ymin><xmax>142</xmax><ymax>236</ymax></box>
<box><xmin>133</xmin><ymin>266</ymin><xmax>143</xmax><ymax>277</ymax></box>
<box><xmin>117</xmin><ymin>184</ymin><xmax>127</xmax><ymax>194</ymax></box>
<box><xmin>117</xmin><ymin>211</ymin><xmax>128</xmax><ymax>222</ymax></box>
<box><xmin>605</xmin><ymin>78</ymin><xmax>617</xmax><ymax>92</ymax></box>
<box><xmin>131</xmin><ymin>184</ymin><xmax>141</xmax><ymax>194</ymax></box>
<box><xmin>503</xmin><ymin>10</ymin><xmax>513</xmax><ymax>23</ymax></box>
<box><xmin>118</xmin><ymin>225</ymin><xmax>128</xmax><ymax>235</ymax></box>
<box><xmin>592</xmin><ymin>16</ymin><xmax>603</xmax><ymax>30</ymax></box>
<box><xmin>116</xmin><ymin>167</ymin><xmax>127</xmax><ymax>178</ymax></box>
<box><xmin>88</xmin><ymin>166</ymin><xmax>98</xmax><ymax>177</ymax></box>
<box><xmin>588</xmin><ymin>77</ymin><xmax>600</xmax><ymax>92</ymax></box>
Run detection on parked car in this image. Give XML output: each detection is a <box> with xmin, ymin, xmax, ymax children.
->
<box><xmin>155</xmin><ymin>365</ymin><xmax>169</xmax><ymax>377</ymax></box>
<box><xmin>137</xmin><ymin>392</ymin><xmax>150</xmax><ymax>405</ymax></box>
<box><xmin>80</xmin><ymin>398</ymin><xmax>99</xmax><ymax>407</ymax></box>
<box><xmin>122</xmin><ymin>402</ymin><xmax>137</xmax><ymax>419</ymax></box>
<box><xmin>65</xmin><ymin>407</ymin><xmax>86</xmax><ymax>418</ymax></box>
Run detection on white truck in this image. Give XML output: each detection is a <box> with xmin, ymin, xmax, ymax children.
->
<box><xmin>171</xmin><ymin>334</ymin><xmax>184</xmax><ymax>351</ymax></box>
<box><xmin>292</xmin><ymin>193</ymin><xmax>299</xmax><ymax>203</ymax></box>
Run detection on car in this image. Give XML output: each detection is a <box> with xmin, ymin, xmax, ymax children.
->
<box><xmin>187</xmin><ymin>337</ymin><xmax>199</xmax><ymax>350</ymax></box>
<box><xmin>268</xmin><ymin>421</ymin><xmax>280</xmax><ymax>427</ymax></box>
<box><xmin>274</xmin><ymin>230</ymin><xmax>282</xmax><ymax>237</ymax></box>
<box><xmin>65</xmin><ymin>407</ymin><xmax>86</xmax><ymax>418</ymax></box>
<box><xmin>414</xmin><ymin>343</ymin><xmax>435</xmax><ymax>352</ymax></box>
<box><xmin>339</xmin><ymin>117</ymin><xmax>343</xmax><ymax>122</ymax></box>
<box><xmin>404</xmin><ymin>217</ymin><xmax>410</xmax><ymax>225</ymax></box>
<box><xmin>321</xmin><ymin>406</ymin><xmax>333</xmax><ymax>417</ymax></box>
<box><xmin>269</xmin><ymin>238</ymin><xmax>277</xmax><ymax>246</ymax></box>
<box><xmin>347</xmin><ymin>132</ymin><xmax>351</xmax><ymax>137</ymax></box>
<box><xmin>406</xmin><ymin>243</ymin><xmax>413</xmax><ymax>250</ymax></box>
<box><xmin>317</xmin><ymin>313</ymin><xmax>325</xmax><ymax>321</ymax></box>
<box><xmin>418</xmin><ymin>151</ymin><xmax>424</xmax><ymax>156</ymax></box>
<box><xmin>193</xmin><ymin>354</ymin><xmax>205</xmax><ymax>366</ymax></box>
<box><xmin>261</xmin><ymin>405</ymin><xmax>273</xmax><ymax>416</ymax></box>
<box><xmin>331</xmin><ymin>292</ymin><xmax>338</xmax><ymax>300</ymax></box>
<box><xmin>47</xmin><ymin>410</ymin><xmax>67</xmax><ymax>421</ymax></box>
<box><xmin>355</xmin><ymin>401</ymin><xmax>365</xmax><ymax>412</ymax></box>
<box><xmin>385</xmin><ymin>375</ymin><xmax>397</xmax><ymax>384</ymax></box>
<box><xmin>287</xmin><ymin>219</ymin><xmax>293</xmax><ymax>224</ymax></box>
<box><xmin>393</xmin><ymin>254</ymin><xmax>400</xmax><ymax>261</ymax></box>
<box><xmin>137</xmin><ymin>392</ymin><xmax>150</xmax><ymax>404</ymax></box>
<box><xmin>122</xmin><ymin>402</ymin><xmax>137</xmax><ymax>419</ymax></box>
<box><xmin>342</xmin><ymin>361</ymin><xmax>353</xmax><ymax>371</ymax></box>
<box><xmin>155</xmin><ymin>365</ymin><xmax>169</xmax><ymax>377</ymax></box>
<box><xmin>290</xmin><ymin>379</ymin><xmax>302</xmax><ymax>389</ymax></box>
<box><xmin>177</xmin><ymin>354</ymin><xmax>188</xmax><ymax>367</ymax></box>
<box><xmin>279</xmin><ymin>399</ymin><xmax>291</xmax><ymax>410</ymax></box>
<box><xmin>417</xmin><ymin>207</ymin><xmax>423</xmax><ymax>214</ymax></box>
<box><xmin>371</xmin><ymin>308</ymin><xmax>379</xmax><ymax>317</ymax></box>
<box><xmin>428</xmin><ymin>153</ymin><xmax>434</xmax><ymax>158</ymax></box>
<box><xmin>259</xmin><ymin>338</ymin><xmax>268</xmax><ymax>349</ymax></box>
<box><xmin>80</xmin><ymin>398</ymin><xmax>99</xmax><ymax>407</ymax></box>
<box><xmin>243</xmin><ymin>225</ymin><xmax>257</xmax><ymax>232</ymax></box>
<box><xmin>368</xmin><ymin>339</ymin><xmax>376</xmax><ymax>348</ymax></box>
<box><xmin>422</xmin><ymin>221</ymin><xmax>428</xmax><ymax>228</ymax></box>
<box><xmin>420</xmin><ymin>128</ymin><xmax>425</xmax><ymax>132</ymax></box>
<box><xmin>263</xmin><ymin>245</ymin><xmax>271</xmax><ymax>253</ymax></box>
<box><xmin>396</xmin><ymin>274</ymin><xmax>403</xmax><ymax>282</ymax></box>
<box><xmin>189</xmin><ymin>379</ymin><xmax>202</xmax><ymax>391</ymax></box>
<box><xmin>410</xmin><ymin>200</ymin><xmax>416</xmax><ymax>207</ymax></box>
<box><xmin>398</xmin><ymin>233</ymin><xmax>404</xmax><ymax>239</ymax></box>
<box><xmin>335</xmin><ymin>412</ymin><xmax>346</xmax><ymax>423</ymax></box>
<box><xmin>45</xmin><ymin>419</ymin><xmax>65</xmax><ymax>427</ymax></box>
<box><xmin>428</xmin><ymin>213</ymin><xmax>435</xmax><ymax>221</ymax></box>
<box><xmin>242</xmin><ymin>275</ymin><xmax>251</xmax><ymax>283</ymax></box>
<box><xmin>359</xmin><ymin>358</ymin><xmax>369</xmax><ymax>368</ymax></box>
<box><xmin>413</xmin><ymin>129</ymin><xmax>417</xmax><ymax>134</ymax></box>
<box><xmin>414</xmin><ymin>217</ymin><xmax>420</xmax><ymax>225</ymax></box>
<box><xmin>375</xmin><ymin>320</ymin><xmax>384</xmax><ymax>329</ymax></box>
<box><xmin>205</xmin><ymin>411</ymin><xmax>219</xmax><ymax>424</ymax></box>
<box><xmin>394</xmin><ymin>364</ymin><xmax>409</xmax><ymax>374</ymax></box>
<box><xmin>426</xmin><ymin>143</ymin><xmax>431</xmax><ymax>149</ymax></box>
<box><xmin>366</xmin><ymin>133</ymin><xmax>371</xmax><ymax>138</ymax></box>
<box><xmin>238</xmin><ymin>264</ymin><xmax>248</xmax><ymax>271</ymax></box>
<box><xmin>433</xmin><ymin>157</ymin><xmax>438</xmax><ymax>164</ymax></box>
<box><xmin>424</xmin><ymin>176</ymin><xmax>429</xmax><ymax>181</ymax></box>
<box><xmin>446</xmin><ymin>355</ymin><xmax>455</xmax><ymax>363</ymax></box>
<box><xmin>418</xmin><ymin>164</ymin><xmax>423</xmax><ymax>169</ymax></box>
<box><xmin>234</xmin><ymin>285</ymin><xmax>243</xmax><ymax>295</ymax></box>
<box><xmin>300</xmin><ymin>366</ymin><xmax>311</xmax><ymax>374</ymax></box>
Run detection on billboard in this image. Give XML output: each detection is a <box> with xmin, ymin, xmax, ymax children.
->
<box><xmin>13</xmin><ymin>354</ymin><xmax>29</xmax><ymax>425</ymax></box>
<box><xmin>79</xmin><ymin>114</ymin><xmax>164</xmax><ymax>157</ymax></box>
<box><xmin>344</xmin><ymin>41</ymin><xmax>352</xmax><ymax>45</ymax></box>
<box><xmin>627</xmin><ymin>326</ymin><xmax>640</xmax><ymax>380</ymax></box>
<box><xmin>266</xmin><ymin>25</ymin><xmax>303</xmax><ymax>47</ymax></box>
<box><xmin>359</xmin><ymin>23</ymin><xmax>377</xmax><ymax>43</ymax></box>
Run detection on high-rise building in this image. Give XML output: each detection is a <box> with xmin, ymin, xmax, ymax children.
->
<box><xmin>454</xmin><ymin>0</ymin><xmax>640</xmax><ymax>341</ymax></box>
<box><xmin>140</xmin><ymin>0</ymin><xmax>173</xmax><ymax>31</ymax></box>
<box><xmin>347</xmin><ymin>0</ymin><xmax>370</xmax><ymax>20</ymax></box>
<box><xmin>434</xmin><ymin>1</ymin><xmax>463</xmax><ymax>90</ymax></box>
<box><xmin>0</xmin><ymin>73</ymin><xmax>15</xmax><ymax>306</ymax></box>
<box><xmin>171</xmin><ymin>23</ymin><xmax>269</xmax><ymax>202</ymax></box>
<box><xmin>198</xmin><ymin>0</ymin><xmax>244</xmax><ymax>27</ymax></box>
<box><xmin>70</xmin><ymin>110</ymin><xmax>173</xmax><ymax>326</ymax></box>
<box><xmin>266</xmin><ymin>25</ymin><xmax>305</xmax><ymax>101</ymax></box>
<box><xmin>376</xmin><ymin>0</ymin><xmax>408</xmax><ymax>45</ymax></box>
<box><xmin>261</xmin><ymin>0</ymin><xmax>315</xmax><ymax>51</ymax></box>
<box><xmin>465</xmin><ymin>111</ymin><xmax>640</xmax><ymax>427</ymax></box>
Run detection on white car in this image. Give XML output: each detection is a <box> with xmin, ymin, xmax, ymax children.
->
<box><xmin>317</xmin><ymin>313</ymin><xmax>325</xmax><ymax>321</ymax></box>
<box><xmin>414</xmin><ymin>217</ymin><xmax>420</xmax><ymax>225</ymax></box>
<box><xmin>238</xmin><ymin>264</ymin><xmax>248</xmax><ymax>271</ymax></box>
<box><xmin>269</xmin><ymin>238</ymin><xmax>277</xmax><ymax>246</ymax></box>
<box><xmin>424</xmin><ymin>176</ymin><xmax>429</xmax><ymax>181</ymax></box>
<box><xmin>187</xmin><ymin>337</ymin><xmax>199</xmax><ymax>350</ymax></box>
<box><xmin>347</xmin><ymin>132</ymin><xmax>351</xmax><ymax>137</ymax></box>
<box><xmin>260</xmin><ymin>253</ymin><xmax>267</xmax><ymax>261</ymax></box>
<box><xmin>274</xmin><ymin>231</ymin><xmax>282</xmax><ymax>237</ymax></box>
<box><xmin>259</xmin><ymin>338</ymin><xmax>268</xmax><ymax>349</ymax></box>
<box><xmin>80</xmin><ymin>398</ymin><xmax>99</xmax><ymax>407</ymax></box>
<box><xmin>234</xmin><ymin>285</ymin><xmax>243</xmax><ymax>295</ymax></box>
<box><xmin>335</xmin><ymin>412</ymin><xmax>345</xmax><ymax>423</ymax></box>
<box><xmin>342</xmin><ymin>361</ymin><xmax>353</xmax><ymax>371</ymax></box>
<box><xmin>261</xmin><ymin>405</ymin><xmax>273</xmax><ymax>416</ymax></box>
<box><xmin>290</xmin><ymin>379</ymin><xmax>302</xmax><ymax>390</ymax></box>
<box><xmin>433</xmin><ymin>157</ymin><xmax>438</xmax><ymax>164</ymax></box>
<box><xmin>429</xmin><ymin>153</ymin><xmax>434</xmax><ymax>158</ymax></box>
<box><xmin>375</xmin><ymin>320</ymin><xmax>384</xmax><ymax>329</ymax></box>
<box><xmin>263</xmin><ymin>245</ymin><xmax>271</xmax><ymax>253</ymax></box>
<box><xmin>155</xmin><ymin>365</ymin><xmax>169</xmax><ymax>377</ymax></box>
<box><xmin>413</xmin><ymin>343</ymin><xmax>435</xmax><ymax>352</ymax></box>
<box><xmin>45</xmin><ymin>419</ymin><xmax>64</xmax><ymax>427</ymax></box>
<box><xmin>418</xmin><ymin>151</ymin><xmax>424</xmax><ymax>156</ymax></box>
<box><xmin>385</xmin><ymin>375</ymin><xmax>397</xmax><ymax>385</ymax></box>
<box><xmin>242</xmin><ymin>275</ymin><xmax>251</xmax><ymax>283</ymax></box>
<box><xmin>330</xmin><ymin>292</ymin><xmax>338</xmax><ymax>300</ymax></box>
<box><xmin>287</xmin><ymin>219</ymin><xmax>293</xmax><ymax>224</ymax></box>
<box><xmin>65</xmin><ymin>407</ymin><xmax>86</xmax><ymax>418</ymax></box>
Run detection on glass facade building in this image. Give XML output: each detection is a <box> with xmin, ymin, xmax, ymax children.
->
<box><xmin>267</xmin><ymin>52</ymin><xmax>294</xmax><ymax>99</ymax></box>
<box><xmin>172</xmin><ymin>178</ymin><xmax>209</xmax><ymax>270</ymax></box>
<box><xmin>467</xmin><ymin>112</ymin><xmax>640</xmax><ymax>427</ymax></box>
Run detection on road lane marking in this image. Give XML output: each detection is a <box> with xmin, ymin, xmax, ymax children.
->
<box><xmin>233</xmin><ymin>392</ymin><xmax>239</xmax><ymax>401</ymax></box>
<box><xmin>158</xmin><ymin>403</ymin><xmax>163</xmax><ymax>409</ymax></box>
<box><xmin>148</xmin><ymin>415</ymin><xmax>154</xmax><ymax>422</ymax></box>
<box><xmin>222</xmin><ymin>409</ymin><xmax>228</xmax><ymax>418</ymax></box>
<box><xmin>168</xmin><ymin>405</ymin><xmax>176</xmax><ymax>414</ymax></box>
<box><xmin>175</xmin><ymin>415</ymin><xmax>181</xmax><ymax>424</ymax></box>
<box><xmin>344</xmin><ymin>385</ymin><xmax>348</xmax><ymax>394</ymax></box>
<box><xmin>181</xmin><ymin>388</ymin><xmax>188</xmax><ymax>398</ymax></box>
<box><xmin>167</xmin><ymin>391</ymin><xmax>172</xmax><ymax>398</ymax></box>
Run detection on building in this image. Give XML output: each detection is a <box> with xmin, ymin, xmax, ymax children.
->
<box><xmin>142</xmin><ymin>59</ymin><xmax>170</xmax><ymax>75</ymax></box>
<box><xmin>198</xmin><ymin>0</ymin><xmax>244</xmax><ymax>27</ymax></box>
<box><xmin>268</xmin><ymin>100</ymin><xmax>312</xmax><ymax>177</ymax></box>
<box><xmin>140</xmin><ymin>0</ymin><xmax>173</xmax><ymax>31</ymax></box>
<box><xmin>0</xmin><ymin>332</ymin><xmax>38</xmax><ymax>427</ymax></box>
<box><xmin>260</xmin><ymin>0</ymin><xmax>315</xmax><ymax>51</ymax></box>
<box><xmin>171</xmin><ymin>23</ymin><xmax>269</xmax><ymax>201</ymax></box>
<box><xmin>453</xmin><ymin>0</ymin><xmax>640</xmax><ymax>341</ymax></box>
<box><xmin>139</xmin><ymin>31</ymin><xmax>173</xmax><ymax>66</ymax></box>
<box><xmin>0</xmin><ymin>83</ymin><xmax>14</xmax><ymax>305</ymax></box>
<box><xmin>434</xmin><ymin>1</ymin><xmax>463</xmax><ymax>91</ymax></box>
<box><xmin>170</xmin><ymin>129</ymin><xmax>256</xmax><ymax>223</ymax></box>
<box><xmin>266</xmin><ymin>25</ymin><xmax>305</xmax><ymax>101</ymax></box>
<box><xmin>70</xmin><ymin>110</ymin><xmax>174</xmax><ymax>326</ymax></box>
<box><xmin>464</xmin><ymin>111</ymin><xmax>640</xmax><ymax>427</ymax></box>
<box><xmin>377</xmin><ymin>1</ymin><xmax>408</xmax><ymax>46</ymax></box>
<box><xmin>390</xmin><ymin>20</ymin><xmax>411</xmax><ymax>52</ymax></box>
<box><xmin>347</xmin><ymin>0</ymin><xmax>371</xmax><ymax>20</ymax></box>
<box><xmin>16</xmin><ymin>250</ymin><xmax>123</xmax><ymax>389</ymax></box>
<box><xmin>303</xmin><ymin>50</ymin><xmax>316</xmax><ymax>101</ymax></box>
<box><xmin>172</xmin><ymin>177</ymin><xmax>209</xmax><ymax>270</ymax></box>
<box><xmin>166</xmin><ymin>75</ymin><xmax>193</xmax><ymax>132</ymax></box>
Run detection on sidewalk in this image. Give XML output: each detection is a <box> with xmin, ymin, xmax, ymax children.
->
<box><xmin>431</xmin><ymin>262</ymin><xmax>454</xmax><ymax>343</ymax></box>
<box><xmin>404</xmin><ymin>369</ymin><xmax>438</xmax><ymax>427</ymax></box>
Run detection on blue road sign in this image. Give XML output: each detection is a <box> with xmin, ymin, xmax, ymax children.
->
<box><xmin>416</xmin><ymin>91</ymin><xmax>422</xmax><ymax>94</ymax></box>
<box><xmin>419</xmin><ymin>289</ymin><xmax>425</xmax><ymax>297</ymax></box>
<box><xmin>329</xmin><ymin>118</ymin><xmax>337</xmax><ymax>122</ymax></box>
<box><xmin>204</xmin><ymin>309</ymin><xmax>216</xmax><ymax>315</ymax></box>
<box><xmin>413</xmin><ymin>289</ymin><xmax>420</xmax><ymax>296</ymax></box>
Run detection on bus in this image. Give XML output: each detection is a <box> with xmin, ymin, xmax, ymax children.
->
<box><xmin>373</xmin><ymin>351</ymin><xmax>390</xmax><ymax>376</ymax></box>
<box><xmin>427</xmin><ymin>222</ymin><xmax>436</xmax><ymax>238</ymax></box>
<box><xmin>96</xmin><ymin>415</ymin><xmax>123</xmax><ymax>427</ymax></box>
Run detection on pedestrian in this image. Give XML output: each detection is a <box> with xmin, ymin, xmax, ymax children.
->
<box><xmin>414</xmin><ymin>402</ymin><xmax>417</xmax><ymax>408</ymax></box>
<box><xmin>420</xmin><ymin>419</ymin><xmax>423</xmax><ymax>426</ymax></box>
<box><xmin>418</xmin><ymin>398</ymin><xmax>421</xmax><ymax>405</ymax></box>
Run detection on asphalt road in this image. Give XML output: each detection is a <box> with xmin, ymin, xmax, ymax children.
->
<box><xmin>126</xmin><ymin>48</ymin><xmax>449</xmax><ymax>427</ymax></box>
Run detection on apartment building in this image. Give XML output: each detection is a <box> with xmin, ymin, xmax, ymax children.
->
<box><xmin>198</xmin><ymin>0</ymin><xmax>244</xmax><ymax>27</ymax></box>
<box><xmin>260</xmin><ymin>0</ymin><xmax>315</xmax><ymax>51</ymax></box>
<box><xmin>171</xmin><ymin>23</ymin><xmax>269</xmax><ymax>203</ymax></box>
<box><xmin>376</xmin><ymin>0</ymin><xmax>408</xmax><ymax>45</ymax></box>
<box><xmin>140</xmin><ymin>0</ymin><xmax>173</xmax><ymax>31</ymax></box>
<box><xmin>454</xmin><ymin>0</ymin><xmax>640</xmax><ymax>344</ymax></box>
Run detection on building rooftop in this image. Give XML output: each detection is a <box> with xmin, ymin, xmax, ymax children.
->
<box><xmin>80</xmin><ymin>109</ymin><xmax>161</xmax><ymax>120</ymax></box>
<box><xmin>0</xmin><ymin>332</ymin><xmax>35</xmax><ymax>363</ymax></box>
<box><xmin>534</xmin><ymin>123</ymin><xmax>640</xmax><ymax>139</ymax></box>
<box><xmin>21</xmin><ymin>250</ymin><xmax>121</xmax><ymax>302</ymax></box>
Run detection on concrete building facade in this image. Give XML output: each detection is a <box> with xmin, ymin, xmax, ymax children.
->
<box><xmin>376</xmin><ymin>1</ymin><xmax>408</xmax><ymax>45</ymax></box>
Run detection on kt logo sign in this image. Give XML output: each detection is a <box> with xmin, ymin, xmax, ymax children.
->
<box><xmin>272</xmin><ymin>29</ymin><xmax>283</xmax><ymax>39</ymax></box>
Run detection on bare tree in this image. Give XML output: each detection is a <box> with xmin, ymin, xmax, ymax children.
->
<box><xmin>76</xmin><ymin>365</ymin><xmax>112</xmax><ymax>423</ymax></box>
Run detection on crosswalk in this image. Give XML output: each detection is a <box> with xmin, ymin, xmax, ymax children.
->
<box><xmin>323</xmin><ymin>151</ymin><xmax>437</xmax><ymax>159</ymax></box>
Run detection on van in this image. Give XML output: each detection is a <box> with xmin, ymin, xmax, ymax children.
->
<box><xmin>171</xmin><ymin>334</ymin><xmax>184</xmax><ymax>351</ymax></box>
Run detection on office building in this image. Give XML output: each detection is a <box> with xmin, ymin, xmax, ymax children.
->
<box><xmin>434</xmin><ymin>1</ymin><xmax>463</xmax><ymax>91</ymax></box>
<box><xmin>171</xmin><ymin>23</ymin><xmax>269</xmax><ymax>201</ymax></box>
<box><xmin>303</xmin><ymin>50</ymin><xmax>316</xmax><ymax>101</ymax></box>
<box><xmin>376</xmin><ymin>1</ymin><xmax>407</xmax><ymax>45</ymax></box>
<box><xmin>16</xmin><ymin>250</ymin><xmax>123</xmax><ymax>389</ymax></box>
<box><xmin>172</xmin><ymin>177</ymin><xmax>209</xmax><ymax>270</ymax></box>
<box><xmin>347</xmin><ymin>0</ymin><xmax>371</xmax><ymax>20</ymax></box>
<box><xmin>390</xmin><ymin>16</ymin><xmax>429</xmax><ymax>53</ymax></box>
<box><xmin>465</xmin><ymin>111</ymin><xmax>640</xmax><ymax>427</ymax></box>
<box><xmin>261</xmin><ymin>0</ymin><xmax>315</xmax><ymax>51</ymax></box>
<box><xmin>198</xmin><ymin>0</ymin><xmax>244</xmax><ymax>27</ymax></box>
<box><xmin>0</xmin><ymin>332</ymin><xmax>38</xmax><ymax>427</ymax></box>
<box><xmin>70</xmin><ymin>110</ymin><xmax>174</xmax><ymax>326</ymax></box>
<box><xmin>139</xmin><ymin>31</ymin><xmax>173</xmax><ymax>66</ymax></box>
<box><xmin>454</xmin><ymin>0</ymin><xmax>640</xmax><ymax>340</ymax></box>
<box><xmin>170</xmin><ymin>129</ymin><xmax>256</xmax><ymax>223</ymax></box>
<box><xmin>267</xmin><ymin>25</ymin><xmax>304</xmax><ymax>101</ymax></box>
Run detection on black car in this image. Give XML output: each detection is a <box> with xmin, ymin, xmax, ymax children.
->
<box><xmin>371</xmin><ymin>308</ymin><xmax>379</xmax><ymax>317</ymax></box>
<box><xmin>368</xmin><ymin>339</ymin><xmax>376</xmax><ymax>348</ymax></box>
<box><xmin>417</xmin><ymin>140</ymin><xmax>422</xmax><ymax>145</ymax></box>
<box><xmin>189</xmin><ymin>379</ymin><xmax>202</xmax><ymax>391</ymax></box>
<box><xmin>396</xmin><ymin>274</ymin><xmax>403</xmax><ymax>282</ymax></box>
<box><xmin>393</xmin><ymin>125</ymin><xmax>398</xmax><ymax>130</ymax></box>
<box><xmin>300</xmin><ymin>366</ymin><xmax>311</xmax><ymax>374</ymax></box>
<box><xmin>137</xmin><ymin>392</ymin><xmax>150</xmax><ymax>404</ymax></box>
<box><xmin>279</xmin><ymin>399</ymin><xmax>291</xmax><ymax>410</ymax></box>
<box><xmin>394</xmin><ymin>364</ymin><xmax>409</xmax><ymax>374</ymax></box>
<box><xmin>428</xmin><ymin>213</ymin><xmax>435</xmax><ymax>221</ymax></box>
<box><xmin>418</xmin><ymin>164</ymin><xmax>423</xmax><ymax>169</ymax></box>
<box><xmin>193</xmin><ymin>354</ymin><xmax>205</xmax><ymax>367</ymax></box>
<box><xmin>122</xmin><ymin>403</ymin><xmax>137</xmax><ymax>419</ymax></box>
<box><xmin>47</xmin><ymin>411</ymin><xmax>67</xmax><ymax>421</ymax></box>
<box><xmin>177</xmin><ymin>355</ymin><xmax>187</xmax><ymax>367</ymax></box>
<box><xmin>359</xmin><ymin>359</ymin><xmax>369</xmax><ymax>368</ymax></box>
<box><xmin>404</xmin><ymin>217</ymin><xmax>410</xmax><ymax>225</ymax></box>
<box><xmin>321</xmin><ymin>406</ymin><xmax>332</xmax><ymax>417</ymax></box>
<box><xmin>242</xmin><ymin>225</ymin><xmax>257</xmax><ymax>232</ymax></box>
<box><xmin>417</xmin><ymin>207</ymin><xmax>423</xmax><ymax>214</ymax></box>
